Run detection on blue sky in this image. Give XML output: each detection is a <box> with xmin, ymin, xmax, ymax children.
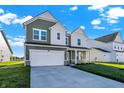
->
<box><xmin>0</xmin><ymin>5</ymin><xmax>124</xmax><ymax>57</ymax></box>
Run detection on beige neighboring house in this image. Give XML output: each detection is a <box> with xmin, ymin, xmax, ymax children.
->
<box><xmin>0</xmin><ymin>29</ymin><xmax>13</xmax><ymax>62</ymax></box>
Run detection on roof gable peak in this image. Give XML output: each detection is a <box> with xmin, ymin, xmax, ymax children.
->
<box><xmin>0</xmin><ymin>29</ymin><xmax>13</xmax><ymax>54</ymax></box>
<box><xmin>23</xmin><ymin>10</ymin><xmax>57</xmax><ymax>25</ymax></box>
<box><xmin>39</xmin><ymin>11</ymin><xmax>57</xmax><ymax>22</ymax></box>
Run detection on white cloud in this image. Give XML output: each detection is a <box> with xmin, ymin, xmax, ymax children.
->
<box><xmin>108</xmin><ymin>19</ymin><xmax>118</xmax><ymax>24</ymax></box>
<box><xmin>70</xmin><ymin>6</ymin><xmax>78</xmax><ymax>11</ymax></box>
<box><xmin>80</xmin><ymin>25</ymin><xmax>85</xmax><ymax>30</ymax></box>
<box><xmin>0</xmin><ymin>13</ymin><xmax>17</xmax><ymax>25</ymax></box>
<box><xmin>12</xmin><ymin>16</ymin><xmax>32</xmax><ymax>24</ymax></box>
<box><xmin>112</xmin><ymin>28</ymin><xmax>122</xmax><ymax>31</ymax></box>
<box><xmin>8</xmin><ymin>35</ymin><xmax>25</xmax><ymax>47</ymax></box>
<box><xmin>93</xmin><ymin>25</ymin><xmax>105</xmax><ymax>30</ymax></box>
<box><xmin>0</xmin><ymin>8</ymin><xmax>4</xmax><ymax>14</ymax></box>
<box><xmin>0</xmin><ymin>9</ymin><xmax>32</xmax><ymax>25</ymax></box>
<box><xmin>91</xmin><ymin>19</ymin><xmax>101</xmax><ymax>25</ymax></box>
<box><xmin>107</xmin><ymin>7</ymin><xmax>124</xmax><ymax>19</ymax></box>
<box><xmin>88</xmin><ymin>4</ymin><xmax>108</xmax><ymax>10</ymax></box>
<box><xmin>100</xmin><ymin>7</ymin><xmax>124</xmax><ymax>24</ymax></box>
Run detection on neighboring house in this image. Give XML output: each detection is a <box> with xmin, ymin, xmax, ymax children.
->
<box><xmin>23</xmin><ymin>11</ymin><xmax>124</xmax><ymax>66</ymax></box>
<box><xmin>95</xmin><ymin>32</ymin><xmax>124</xmax><ymax>62</ymax></box>
<box><xmin>0</xmin><ymin>29</ymin><xmax>13</xmax><ymax>62</ymax></box>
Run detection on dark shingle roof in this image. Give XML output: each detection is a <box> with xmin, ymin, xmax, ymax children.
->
<box><xmin>0</xmin><ymin>29</ymin><xmax>13</xmax><ymax>54</ymax></box>
<box><xmin>95</xmin><ymin>32</ymin><xmax>119</xmax><ymax>43</ymax></box>
<box><xmin>94</xmin><ymin>48</ymin><xmax>110</xmax><ymax>52</ymax></box>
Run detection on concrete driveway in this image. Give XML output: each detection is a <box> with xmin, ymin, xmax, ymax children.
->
<box><xmin>31</xmin><ymin>66</ymin><xmax>124</xmax><ymax>88</ymax></box>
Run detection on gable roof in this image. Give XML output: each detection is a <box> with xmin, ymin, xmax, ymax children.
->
<box><xmin>23</xmin><ymin>11</ymin><xmax>58</xmax><ymax>26</ymax></box>
<box><xmin>0</xmin><ymin>29</ymin><xmax>13</xmax><ymax>54</ymax></box>
<box><xmin>95</xmin><ymin>32</ymin><xmax>119</xmax><ymax>43</ymax></box>
<box><xmin>71</xmin><ymin>26</ymin><xmax>88</xmax><ymax>37</ymax></box>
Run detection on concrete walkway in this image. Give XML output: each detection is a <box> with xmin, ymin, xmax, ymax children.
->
<box><xmin>31</xmin><ymin>66</ymin><xmax>124</xmax><ymax>88</ymax></box>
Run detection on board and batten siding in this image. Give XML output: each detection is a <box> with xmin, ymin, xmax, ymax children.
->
<box><xmin>90</xmin><ymin>48</ymin><xmax>111</xmax><ymax>62</ymax></box>
<box><xmin>0</xmin><ymin>32</ymin><xmax>12</xmax><ymax>62</ymax></box>
<box><xmin>71</xmin><ymin>28</ymin><xmax>87</xmax><ymax>47</ymax></box>
<box><xmin>50</xmin><ymin>23</ymin><xmax>67</xmax><ymax>46</ymax></box>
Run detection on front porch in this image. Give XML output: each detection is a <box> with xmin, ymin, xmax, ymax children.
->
<box><xmin>65</xmin><ymin>48</ymin><xmax>90</xmax><ymax>65</ymax></box>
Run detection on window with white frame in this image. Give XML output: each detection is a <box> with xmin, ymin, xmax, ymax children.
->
<box><xmin>33</xmin><ymin>29</ymin><xmax>39</xmax><ymax>40</ymax></box>
<box><xmin>66</xmin><ymin>37</ymin><xmax>68</xmax><ymax>45</ymax></box>
<box><xmin>33</xmin><ymin>28</ymin><xmax>47</xmax><ymax>41</ymax></box>
<box><xmin>57</xmin><ymin>33</ymin><xmax>60</xmax><ymax>40</ymax></box>
<box><xmin>77</xmin><ymin>39</ymin><xmax>81</xmax><ymax>45</ymax></box>
<box><xmin>41</xmin><ymin>31</ymin><xmax>47</xmax><ymax>41</ymax></box>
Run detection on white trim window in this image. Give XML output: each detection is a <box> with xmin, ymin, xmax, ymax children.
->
<box><xmin>33</xmin><ymin>29</ymin><xmax>39</xmax><ymax>40</ymax></box>
<box><xmin>41</xmin><ymin>31</ymin><xmax>47</xmax><ymax>41</ymax></box>
<box><xmin>77</xmin><ymin>38</ymin><xmax>81</xmax><ymax>45</ymax></box>
<box><xmin>33</xmin><ymin>28</ymin><xmax>47</xmax><ymax>41</ymax></box>
<box><xmin>57</xmin><ymin>33</ymin><xmax>60</xmax><ymax>40</ymax></box>
<box><xmin>66</xmin><ymin>37</ymin><xmax>68</xmax><ymax>45</ymax></box>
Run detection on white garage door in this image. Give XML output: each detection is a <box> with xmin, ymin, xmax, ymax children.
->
<box><xmin>30</xmin><ymin>50</ymin><xmax>65</xmax><ymax>66</ymax></box>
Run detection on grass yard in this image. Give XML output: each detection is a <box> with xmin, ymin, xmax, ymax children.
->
<box><xmin>73</xmin><ymin>63</ymin><xmax>124</xmax><ymax>83</ymax></box>
<box><xmin>95</xmin><ymin>62</ymin><xmax>124</xmax><ymax>69</ymax></box>
<box><xmin>0</xmin><ymin>61</ymin><xmax>30</xmax><ymax>88</ymax></box>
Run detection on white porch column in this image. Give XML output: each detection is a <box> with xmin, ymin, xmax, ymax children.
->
<box><xmin>75</xmin><ymin>50</ymin><xmax>77</xmax><ymax>64</ymax></box>
<box><xmin>88</xmin><ymin>49</ymin><xmax>91</xmax><ymax>63</ymax></box>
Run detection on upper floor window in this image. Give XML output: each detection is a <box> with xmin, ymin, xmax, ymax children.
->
<box><xmin>66</xmin><ymin>37</ymin><xmax>68</xmax><ymax>45</ymax></box>
<box><xmin>57</xmin><ymin>33</ymin><xmax>60</xmax><ymax>40</ymax></box>
<box><xmin>121</xmin><ymin>47</ymin><xmax>123</xmax><ymax>50</ymax></box>
<box><xmin>41</xmin><ymin>31</ymin><xmax>47</xmax><ymax>41</ymax></box>
<box><xmin>33</xmin><ymin>28</ymin><xmax>47</xmax><ymax>41</ymax></box>
<box><xmin>33</xmin><ymin>30</ymin><xmax>39</xmax><ymax>40</ymax></box>
<box><xmin>77</xmin><ymin>39</ymin><xmax>81</xmax><ymax>45</ymax></box>
<box><xmin>118</xmin><ymin>46</ymin><xmax>120</xmax><ymax>50</ymax></box>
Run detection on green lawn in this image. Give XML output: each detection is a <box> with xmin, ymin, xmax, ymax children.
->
<box><xmin>0</xmin><ymin>61</ymin><xmax>30</xmax><ymax>88</ymax></box>
<box><xmin>73</xmin><ymin>63</ymin><xmax>124</xmax><ymax>83</ymax></box>
<box><xmin>95</xmin><ymin>62</ymin><xmax>124</xmax><ymax>69</ymax></box>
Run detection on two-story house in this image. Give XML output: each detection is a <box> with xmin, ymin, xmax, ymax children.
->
<box><xmin>23</xmin><ymin>11</ymin><xmax>124</xmax><ymax>67</ymax></box>
<box><xmin>0</xmin><ymin>29</ymin><xmax>13</xmax><ymax>62</ymax></box>
<box><xmin>95</xmin><ymin>32</ymin><xmax>124</xmax><ymax>62</ymax></box>
<box><xmin>23</xmin><ymin>11</ymin><xmax>91</xmax><ymax>66</ymax></box>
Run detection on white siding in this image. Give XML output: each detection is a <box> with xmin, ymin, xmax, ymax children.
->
<box><xmin>86</xmin><ymin>39</ymin><xmax>111</xmax><ymax>51</ymax></box>
<box><xmin>90</xmin><ymin>49</ymin><xmax>111</xmax><ymax>62</ymax></box>
<box><xmin>50</xmin><ymin>23</ymin><xmax>67</xmax><ymax>45</ymax></box>
<box><xmin>39</xmin><ymin>11</ymin><xmax>57</xmax><ymax>22</ymax></box>
<box><xmin>113</xmin><ymin>42</ymin><xmax>124</xmax><ymax>51</ymax></box>
<box><xmin>0</xmin><ymin>32</ymin><xmax>12</xmax><ymax>62</ymax></box>
<box><xmin>114</xmin><ymin>33</ymin><xmax>123</xmax><ymax>43</ymax></box>
<box><xmin>116</xmin><ymin>52</ymin><xmax>124</xmax><ymax>63</ymax></box>
<box><xmin>71</xmin><ymin>28</ymin><xmax>87</xmax><ymax>47</ymax></box>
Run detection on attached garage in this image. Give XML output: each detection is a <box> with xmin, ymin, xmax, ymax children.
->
<box><xmin>30</xmin><ymin>49</ymin><xmax>65</xmax><ymax>66</ymax></box>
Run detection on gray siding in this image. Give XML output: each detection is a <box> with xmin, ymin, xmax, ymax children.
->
<box><xmin>26</xmin><ymin>19</ymin><xmax>55</xmax><ymax>44</ymax></box>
